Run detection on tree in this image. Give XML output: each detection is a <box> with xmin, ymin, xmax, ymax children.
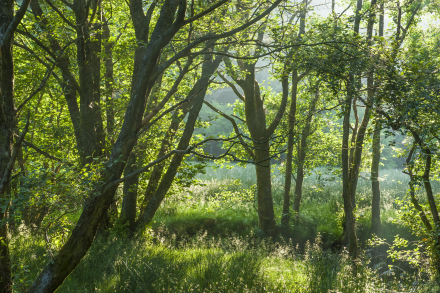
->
<box><xmin>0</xmin><ymin>0</ymin><xmax>51</xmax><ymax>291</ymax></box>
<box><xmin>24</xmin><ymin>1</ymin><xmax>284</xmax><ymax>291</ymax></box>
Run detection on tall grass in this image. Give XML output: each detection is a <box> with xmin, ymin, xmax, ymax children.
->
<box><xmin>12</xmin><ymin>229</ymin><xmax>435</xmax><ymax>292</ymax></box>
<box><xmin>10</xmin><ymin>163</ymin><xmax>440</xmax><ymax>292</ymax></box>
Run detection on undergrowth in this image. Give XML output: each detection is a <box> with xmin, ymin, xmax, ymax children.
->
<box><xmin>12</xmin><ymin>229</ymin><xmax>437</xmax><ymax>292</ymax></box>
<box><xmin>10</xmin><ymin>165</ymin><xmax>440</xmax><ymax>292</ymax></box>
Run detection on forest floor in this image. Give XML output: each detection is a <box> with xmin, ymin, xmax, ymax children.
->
<box><xmin>12</xmin><ymin>164</ymin><xmax>440</xmax><ymax>292</ymax></box>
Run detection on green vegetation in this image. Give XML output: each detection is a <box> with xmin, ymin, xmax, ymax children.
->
<box><xmin>11</xmin><ymin>164</ymin><xmax>440</xmax><ymax>292</ymax></box>
<box><xmin>1</xmin><ymin>0</ymin><xmax>440</xmax><ymax>291</ymax></box>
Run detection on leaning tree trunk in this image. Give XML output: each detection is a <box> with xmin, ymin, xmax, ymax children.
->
<box><xmin>120</xmin><ymin>152</ymin><xmax>139</xmax><ymax>233</ymax></box>
<box><xmin>136</xmin><ymin>50</ymin><xmax>224</xmax><ymax>230</ymax></box>
<box><xmin>27</xmin><ymin>1</ymin><xmax>184</xmax><ymax>290</ymax></box>
<box><xmin>410</xmin><ymin>132</ymin><xmax>440</xmax><ymax>275</ymax></box>
<box><xmin>137</xmin><ymin>105</ymin><xmax>190</xmax><ymax>220</ymax></box>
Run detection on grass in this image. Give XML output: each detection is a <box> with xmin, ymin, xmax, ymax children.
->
<box><xmin>10</xmin><ymin>163</ymin><xmax>440</xmax><ymax>292</ymax></box>
<box><xmin>12</xmin><ymin>230</ymin><xmax>436</xmax><ymax>292</ymax></box>
<box><xmin>157</xmin><ymin>163</ymin><xmax>429</xmax><ymax>246</ymax></box>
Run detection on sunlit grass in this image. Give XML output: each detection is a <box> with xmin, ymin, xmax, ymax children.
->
<box><xmin>12</xmin><ymin>228</ymin><xmax>436</xmax><ymax>292</ymax></box>
<box><xmin>10</xmin><ymin>163</ymin><xmax>440</xmax><ymax>292</ymax></box>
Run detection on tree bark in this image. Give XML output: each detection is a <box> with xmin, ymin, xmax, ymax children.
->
<box><xmin>138</xmin><ymin>107</ymin><xmax>188</xmax><ymax>218</ymax></box>
<box><xmin>0</xmin><ymin>33</ymin><xmax>13</xmax><ymax>293</ymax></box>
<box><xmin>370</xmin><ymin>0</ymin><xmax>382</xmax><ymax>237</ymax></box>
<box><xmin>405</xmin><ymin>146</ymin><xmax>432</xmax><ymax>232</ymax></box>
<box><xmin>28</xmin><ymin>1</ymin><xmax>184</xmax><ymax>290</ymax></box>
<box><xmin>75</xmin><ymin>10</ymin><xmax>98</xmax><ymax>165</ymax></box>
<box><xmin>341</xmin><ymin>0</ymin><xmax>363</xmax><ymax>259</ymax></box>
<box><xmin>293</xmin><ymin>89</ymin><xmax>319</xmax><ymax>214</ymax></box>
<box><xmin>281</xmin><ymin>72</ymin><xmax>298</xmax><ymax>228</ymax></box>
<box><xmin>281</xmin><ymin>0</ymin><xmax>307</xmax><ymax>228</ymax></box>
<box><xmin>370</xmin><ymin>118</ymin><xmax>381</xmax><ymax>235</ymax></box>
<box><xmin>411</xmin><ymin>131</ymin><xmax>440</xmax><ymax>227</ymax></box>
<box><xmin>103</xmin><ymin>20</ymin><xmax>115</xmax><ymax>149</ymax></box>
<box><xmin>0</xmin><ymin>0</ymin><xmax>20</xmax><ymax>290</ymax></box>
<box><xmin>243</xmin><ymin>70</ymin><xmax>277</xmax><ymax>236</ymax></box>
<box><xmin>136</xmin><ymin>50</ymin><xmax>224</xmax><ymax>230</ymax></box>
<box><xmin>121</xmin><ymin>152</ymin><xmax>139</xmax><ymax>234</ymax></box>
<box><xmin>90</xmin><ymin>22</ymin><xmax>105</xmax><ymax>157</ymax></box>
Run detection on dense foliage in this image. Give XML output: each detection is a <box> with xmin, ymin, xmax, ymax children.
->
<box><xmin>0</xmin><ymin>0</ymin><xmax>439</xmax><ymax>292</ymax></box>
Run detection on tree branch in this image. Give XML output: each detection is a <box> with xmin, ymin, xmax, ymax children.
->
<box><xmin>1</xmin><ymin>0</ymin><xmax>32</xmax><ymax>45</ymax></box>
<box><xmin>203</xmin><ymin>100</ymin><xmax>254</xmax><ymax>159</ymax></box>
<box><xmin>153</xmin><ymin>0</ymin><xmax>283</xmax><ymax>79</ymax></box>
<box><xmin>43</xmin><ymin>0</ymin><xmax>77</xmax><ymax>30</ymax></box>
<box><xmin>266</xmin><ymin>74</ymin><xmax>289</xmax><ymax>136</ymax></box>
<box><xmin>0</xmin><ymin>112</ymin><xmax>31</xmax><ymax>194</ymax></box>
<box><xmin>183</xmin><ymin>0</ymin><xmax>229</xmax><ymax>24</ymax></box>
<box><xmin>16</xmin><ymin>135</ymin><xmax>67</xmax><ymax>164</ymax></box>
<box><xmin>217</xmin><ymin>70</ymin><xmax>245</xmax><ymax>101</ymax></box>
<box><xmin>140</xmin><ymin>56</ymin><xmax>194</xmax><ymax>127</ymax></box>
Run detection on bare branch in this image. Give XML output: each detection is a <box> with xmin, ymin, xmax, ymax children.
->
<box><xmin>154</xmin><ymin>0</ymin><xmax>283</xmax><ymax>79</ymax></box>
<box><xmin>15</xmin><ymin>38</ymin><xmax>74</xmax><ymax>114</ymax></box>
<box><xmin>15</xmin><ymin>61</ymin><xmax>56</xmax><ymax>114</ymax></box>
<box><xmin>136</xmin><ymin>80</ymin><xmax>213</xmax><ymax>137</ymax></box>
<box><xmin>140</xmin><ymin>56</ymin><xmax>195</xmax><ymax>127</ymax></box>
<box><xmin>204</xmin><ymin>100</ymin><xmax>254</xmax><ymax>159</ymax></box>
<box><xmin>217</xmin><ymin>71</ymin><xmax>245</xmax><ymax>101</ymax></box>
<box><xmin>183</xmin><ymin>0</ymin><xmax>229</xmax><ymax>24</ymax></box>
<box><xmin>59</xmin><ymin>0</ymin><xmax>73</xmax><ymax>8</ymax></box>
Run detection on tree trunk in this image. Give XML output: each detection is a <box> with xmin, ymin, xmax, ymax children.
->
<box><xmin>136</xmin><ymin>51</ymin><xmax>223</xmax><ymax>230</ymax></box>
<box><xmin>103</xmin><ymin>20</ymin><xmax>115</xmax><ymax>150</ymax></box>
<box><xmin>281</xmin><ymin>0</ymin><xmax>306</xmax><ymax>228</ymax></box>
<box><xmin>28</xmin><ymin>1</ymin><xmax>183</xmax><ymax>290</ymax></box>
<box><xmin>119</xmin><ymin>69</ymin><xmax>165</xmax><ymax>233</ymax></box>
<box><xmin>240</xmin><ymin>62</ymin><xmax>280</xmax><ymax>236</ymax></box>
<box><xmin>281</xmin><ymin>72</ymin><xmax>298</xmax><ymax>228</ymax></box>
<box><xmin>342</xmin><ymin>82</ymin><xmax>358</xmax><ymax>258</ymax></box>
<box><xmin>405</xmin><ymin>146</ymin><xmax>432</xmax><ymax>232</ymax></box>
<box><xmin>76</xmin><ymin>21</ymin><xmax>98</xmax><ymax>165</ymax></box>
<box><xmin>370</xmin><ymin>0</ymin><xmax>382</xmax><ymax>237</ymax></box>
<box><xmin>408</xmin><ymin>133</ymin><xmax>440</xmax><ymax>274</ymax></box>
<box><xmin>90</xmin><ymin>22</ymin><xmax>105</xmax><ymax>157</ymax></box>
<box><xmin>293</xmin><ymin>90</ymin><xmax>319</xmax><ymax>214</ymax></box>
<box><xmin>411</xmin><ymin>131</ymin><xmax>440</xmax><ymax>227</ymax></box>
<box><xmin>341</xmin><ymin>0</ymin><xmax>363</xmax><ymax>259</ymax></box>
<box><xmin>0</xmin><ymin>2</ymin><xmax>16</xmax><ymax>291</ymax></box>
<box><xmin>254</xmin><ymin>140</ymin><xmax>277</xmax><ymax>235</ymax></box>
<box><xmin>370</xmin><ymin>117</ymin><xmax>381</xmax><ymax>235</ymax></box>
<box><xmin>138</xmin><ymin>108</ymin><xmax>188</xmax><ymax>217</ymax></box>
<box><xmin>121</xmin><ymin>153</ymin><xmax>139</xmax><ymax>234</ymax></box>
